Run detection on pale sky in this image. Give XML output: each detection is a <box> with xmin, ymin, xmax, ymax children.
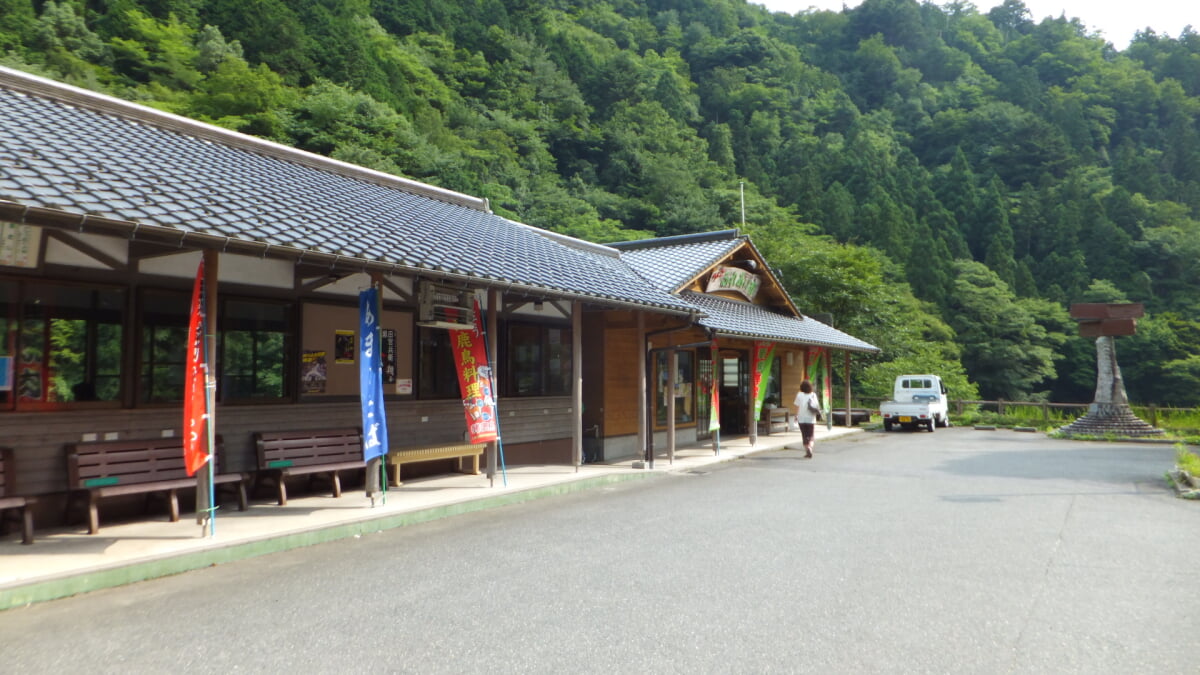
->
<box><xmin>755</xmin><ymin>1</ymin><xmax>1194</xmax><ymax>49</ymax></box>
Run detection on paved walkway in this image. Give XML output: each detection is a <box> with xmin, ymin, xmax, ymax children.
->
<box><xmin>0</xmin><ymin>426</ymin><xmax>858</xmax><ymax>610</ymax></box>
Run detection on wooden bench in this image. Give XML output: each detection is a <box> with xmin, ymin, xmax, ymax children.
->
<box><xmin>758</xmin><ymin>408</ymin><xmax>790</xmax><ymax>436</ymax></box>
<box><xmin>66</xmin><ymin>438</ymin><xmax>248</xmax><ymax>535</ymax></box>
<box><xmin>387</xmin><ymin>442</ymin><xmax>485</xmax><ymax>486</ymax></box>
<box><xmin>255</xmin><ymin>428</ymin><xmax>365</xmax><ymax>505</ymax></box>
<box><xmin>0</xmin><ymin>447</ymin><xmax>35</xmax><ymax>545</ymax></box>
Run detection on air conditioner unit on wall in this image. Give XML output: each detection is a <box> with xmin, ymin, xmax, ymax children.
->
<box><xmin>416</xmin><ymin>281</ymin><xmax>476</xmax><ymax>330</ymax></box>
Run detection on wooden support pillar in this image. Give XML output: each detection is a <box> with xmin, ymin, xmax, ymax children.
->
<box><xmin>824</xmin><ymin>348</ymin><xmax>833</xmax><ymax>431</ymax></box>
<box><xmin>637</xmin><ymin>312</ymin><xmax>646</xmax><ymax>462</ymax></box>
<box><xmin>364</xmin><ymin>272</ymin><xmax>386</xmax><ymax>502</ymax></box>
<box><xmin>748</xmin><ymin>347</ymin><xmax>758</xmax><ymax>447</ymax></box>
<box><xmin>487</xmin><ymin>289</ymin><xmax>499</xmax><ymax>484</ymax></box>
<box><xmin>667</xmin><ymin>348</ymin><xmax>676</xmax><ymax>464</ymax></box>
<box><xmin>711</xmin><ymin>339</ymin><xmax>720</xmax><ymax>456</ymax></box>
<box><xmin>197</xmin><ymin>248</ymin><xmax>217</xmax><ymax>532</ymax></box>
<box><xmin>844</xmin><ymin>351</ymin><xmax>852</xmax><ymax>428</ymax></box>
<box><xmin>572</xmin><ymin>300</ymin><xmax>583</xmax><ymax>470</ymax></box>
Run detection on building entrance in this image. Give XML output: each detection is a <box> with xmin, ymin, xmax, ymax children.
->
<box><xmin>717</xmin><ymin>350</ymin><xmax>749</xmax><ymax>435</ymax></box>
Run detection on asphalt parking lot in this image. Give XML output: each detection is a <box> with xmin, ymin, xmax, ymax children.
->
<box><xmin>2</xmin><ymin>426</ymin><xmax>1194</xmax><ymax>673</ymax></box>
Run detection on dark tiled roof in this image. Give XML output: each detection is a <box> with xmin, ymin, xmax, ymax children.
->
<box><xmin>611</xmin><ymin>230</ymin><xmax>743</xmax><ymax>293</ymax></box>
<box><xmin>680</xmin><ymin>292</ymin><xmax>879</xmax><ymax>352</ymax></box>
<box><xmin>0</xmin><ymin>68</ymin><xmax>695</xmax><ymax>315</ymax></box>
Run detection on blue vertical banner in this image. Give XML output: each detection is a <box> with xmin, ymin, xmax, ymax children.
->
<box><xmin>359</xmin><ymin>287</ymin><xmax>388</xmax><ymax>462</ymax></box>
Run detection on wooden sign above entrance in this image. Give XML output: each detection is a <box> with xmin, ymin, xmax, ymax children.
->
<box><xmin>706</xmin><ymin>265</ymin><xmax>761</xmax><ymax>302</ymax></box>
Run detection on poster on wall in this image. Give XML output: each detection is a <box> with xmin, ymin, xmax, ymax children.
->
<box><xmin>381</xmin><ymin>328</ymin><xmax>397</xmax><ymax>384</ymax></box>
<box><xmin>396</xmin><ymin>378</ymin><xmax>413</xmax><ymax>395</ymax></box>
<box><xmin>301</xmin><ymin>350</ymin><xmax>328</xmax><ymax>393</ymax></box>
<box><xmin>0</xmin><ymin>223</ymin><xmax>41</xmax><ymax>269</ymax></box>
<box><xmin>334</xmin><ymin>330</ymin><xmax>355</xmax><ymax>364</ymax></box>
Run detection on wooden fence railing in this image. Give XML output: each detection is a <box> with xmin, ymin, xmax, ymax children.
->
<box><xmin>842</xmin><ymin>394</ymin><xmax>1193</xmax><ymax>427</ymax></box>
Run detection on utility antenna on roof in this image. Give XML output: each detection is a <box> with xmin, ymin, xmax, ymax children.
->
<box><xmin>739</xmin><ymin>181</ymin><xmax>745</xmax><ymax>228</ymax></box>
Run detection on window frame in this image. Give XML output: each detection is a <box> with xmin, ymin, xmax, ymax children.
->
<box><xmin>1</xmin><ymin>278</ymin><xmax>126</xmax><ymax>411</ymax></box>
<box><xmin>654</xmin><ymin>349</ymin><xmax>696</xmax><ymax>428</ymax></box>
<box><xmin>216</xmin><ymin>295</ymin><xmax>294</xmax><ymax>404</ymax></box>
<box><xmin>500</xmin><ymin>319</ymin><xmax>573</xmax><ymax>398</ymax></box>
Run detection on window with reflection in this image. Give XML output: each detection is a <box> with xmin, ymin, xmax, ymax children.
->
<box><xmin>502</xmin><ymin>321</ymin><xmax>571</xmax><ymax>397</ymax></box>
<box><xmin>655</xmin><ymin>350</ymin><xmax>695</xmax><ymax>426</ymax></box>
<box><xmin>220</xmin><ymin>298</ymin><xmax>290</xmax><ymax>401</ymax></box>
<box><xmin>17</xmin><ymin>281</ymin><xmax>124</xmax><ymax>407</ymax></box>
<box><xmin>0</xmin><ymin>280</ymin><xmax>14</xmax><ymax>409</ymax></box>
<box><xmin>139</xmin><ymin>289</ymin><xmax>189</xmax><ymax>403</ymax></box>
<box><xmin>418</xmin><ymin>327</ymin><xmax>459</xmax><ymax>399</ymax></box>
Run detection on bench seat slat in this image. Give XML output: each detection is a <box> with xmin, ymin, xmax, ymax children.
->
<box><xmin>0</xmin><ymin>447</ymin><xmax>34</xmax><ymax>544</ymax></box>
<box><xmin>66</xmin><ymin>438</ymin><xmax>247</xmax><ymax>534</ymax></box>
<box><xmin>255</xmin><ymin>428</ymin><xmax>366</xmax><ymax>505</ymax></box>
<box><xmin>387</xmin><ymin>443</ymin><xmax>484</xmax><ymax>486</ymax></box>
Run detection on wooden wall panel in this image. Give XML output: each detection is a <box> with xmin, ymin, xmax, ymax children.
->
<box><xmin>602</xmin><ymin>324</ymin><xmax>642</xmax><ymax>436</ymax></box>
<box><xmin>2</xmin><ymin>395</ymin><xmax>573</xmax><ymax>497</ymax></box>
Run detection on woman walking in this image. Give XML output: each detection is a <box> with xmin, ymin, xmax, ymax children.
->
<box><xmin>793</xmin><ymin>379</ymin><xmax>821</xmax><ymax>458</ymax></box>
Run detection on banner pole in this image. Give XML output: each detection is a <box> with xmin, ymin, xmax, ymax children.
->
<box><xmin>205</xmin><ymin>372</ymin><xmax>216</xmax><ymax>537</ymax></box>
<box><xmin>359</xmin><ymin>285</ymin><xmax>389</xmax><ymax>506</ymax></box>
<box><xmin>478</xmin><ymin>300</ymin><xmax>506</xmax><ymax>486</ymax></box>
<box><xmin>203</xmin><ymin>248</ymin><xmax>218</xmax><ymax>538</ymax></box>
<box><xmin>375</xmin><ymin>279</ymin><xmax>387</xmax><ymax>507</ymax></box>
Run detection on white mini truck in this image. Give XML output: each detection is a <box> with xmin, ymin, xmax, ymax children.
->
<box><xmin>880</xmin><ymin>374</ymin><xmax>950</xmax><ymax>432</ymax></box>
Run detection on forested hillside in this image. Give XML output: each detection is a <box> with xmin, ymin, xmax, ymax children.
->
<box><xmin>3</xmin><ymin>0</ymin><xmax>1200</xmax><ymax>404</ymax></box>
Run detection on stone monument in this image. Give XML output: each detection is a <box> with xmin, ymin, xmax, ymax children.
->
<box><xmin>1058</xmin><ymin>303</ymin><xmax>1162</xmax><ymax>437</ymax></box>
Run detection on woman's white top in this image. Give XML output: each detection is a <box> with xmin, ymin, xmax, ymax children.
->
<box><xmin>793</xmin><ymin>391</ymin><xmax>821</xmax><ymax>424</ymax></box>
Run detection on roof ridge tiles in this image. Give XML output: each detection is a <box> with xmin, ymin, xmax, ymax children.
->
<box><xmin>0</xmin><ymin>65</ymin><xmax>489</xmax><ymax>213</ymax></box>
<box><xmin>607</xmin><ymin>229</ymin><xmax>742</xmax><ymax>251</ymax></box>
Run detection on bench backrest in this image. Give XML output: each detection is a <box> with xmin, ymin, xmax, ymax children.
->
<box><xmin>66</xmin><ymin>438</ymin><xmax>224</xmax><ymax>489</ymax></box>
<box><xmin>256</xmin><ymin>428</ymin><xmax>363</xmax><ymax>470</ymax></box>
<box><xmin>0</xmin><ymin>447</ymin><xmax>12</xmax><ymax>498</ymax></box>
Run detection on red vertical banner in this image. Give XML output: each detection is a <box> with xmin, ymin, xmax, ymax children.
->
<box><xmin>805</xmin><ymin>347</ymin><xmax>831</xmax><ymax>418</ymax></box>
<box><xmin>449</xmin><ymin>300</ymin><xmax>498</xmax><ymax>444</ymax></box>
<box><xmin>751</xmin><ymin>340</ymin><xmax>775</xmax><ymax>422</ymax></box>
<box><xmin>822</xmin><ymin>352</ymin><xmax>832</xmax><ymax>420</ymax></box>
<box><xmin>805</xmin><ymin>346</ymin><xmax>823</xmax><ymax>384</ymax></box>
<box><xmin>183</xmin><ymin>259</ymin><xmax>209</xmax><ymax>476</ymax></box>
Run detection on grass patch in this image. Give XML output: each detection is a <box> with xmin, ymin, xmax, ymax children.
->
<box><xmin>1177</xmin><ymin>445</ymin><xmax>1200</xmax><ymax>476</ymax></box>
<box><xmin>954</xmin><ymin>405</ymin><xmax>1200</xmax><ymax>442</ymax></box>
<box><xmin>954</xmin><ymin>408</ymin><xmax>1069</xmax><ymax>432</ymax></box>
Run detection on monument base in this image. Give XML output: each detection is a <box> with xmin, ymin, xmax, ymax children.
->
<box><xmin>1058</xmin><ymin>403</ymin><xmax>1163</xmax><ymax>437</ymax></box>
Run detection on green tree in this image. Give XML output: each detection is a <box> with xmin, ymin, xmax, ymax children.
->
<box><xmin>31</xmin><ymin>1</ymin><xmax>113</xmax><ymax>80</ymax></box>
<box><xmin>945</xmin><ymin>260</ymin><xmax>1061</xmax><ymax>399</ymax></box>
<box><xmin>0</xmin><ymin>0</ymin><xmax>36</xmax><ymax>52</ymax></box>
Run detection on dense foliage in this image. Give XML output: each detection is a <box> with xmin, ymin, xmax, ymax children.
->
<box><xmin>4</xmin><ymin>0</ymin><xmax>1200</xmax><ymax>404</ymax></box>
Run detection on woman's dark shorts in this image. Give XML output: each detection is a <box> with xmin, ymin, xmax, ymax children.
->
<box><xmin>799</xmin><ymin>422</ymin><xmax>815</xmax><ymax>444</ymax></box>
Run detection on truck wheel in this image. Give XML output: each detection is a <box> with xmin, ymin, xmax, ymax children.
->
<box><xmin>883</xmin><ymin>419</ymin><xmax>893</xmax><ymax>432</ymax></box>
<box><xmin>926</xmin><ymin>418</ymin><xmax>936</xmax><ymax>432</ymax></box>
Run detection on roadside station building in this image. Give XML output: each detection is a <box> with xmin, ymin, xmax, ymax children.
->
<box><xmin>0</xmin><ymin>66</ymin><xmax>876</xmax><ymax>531</ymax></box>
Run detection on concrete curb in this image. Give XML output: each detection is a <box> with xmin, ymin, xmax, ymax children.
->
<box><xmin>1</xmin><ymin>470</ymin><xmax>662</xmax><ymax>611</ymax></box>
